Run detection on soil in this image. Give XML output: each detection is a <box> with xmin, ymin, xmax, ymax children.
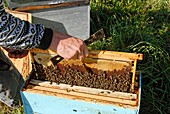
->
<box><xmin>31</xmin><ymin>61</ymin><xmax>134</xmax><ymax>93</ymax></box>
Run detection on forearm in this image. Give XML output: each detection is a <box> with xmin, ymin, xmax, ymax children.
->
<box><xmin>0</xmin><ymin>1</ymin><xmax>88</xmax><ymax>60</ymax></box>
<box><xmin>0</xmin><ymin>0</ymin><xmax>53</xmax><ymax>50</ymax></box>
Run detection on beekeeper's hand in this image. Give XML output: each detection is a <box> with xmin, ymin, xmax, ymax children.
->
<box><xmin>49</xmin><ymin>31</ymin><xmax>88</xmax><ymax>61</ymax></box>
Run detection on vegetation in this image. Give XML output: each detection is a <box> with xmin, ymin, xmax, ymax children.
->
<box><xmin>90</xmin><ymin>0</ymin><xmax>170</xmax><ymax>114</ymax></box>
<box><xmin>1</xmin><ymin>0</ymin><xmax>170</xmax><ymax>113</ymax></box>
<box><xmin>0</xmin><ymin>102</ymin><xmax>24</xmax><ymax>114</ymax></box>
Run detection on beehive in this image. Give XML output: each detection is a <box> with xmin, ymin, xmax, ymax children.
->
<box><xmin>18</xmin><ymin>49</ymin><xmax>143</xmax><ymax>114</ymax></box>
<box><xmin>4</xmin><ymin>9</ymin><xmax>143</xmax><ymax>114</ymax></box>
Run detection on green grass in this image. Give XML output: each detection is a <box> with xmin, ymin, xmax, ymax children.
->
<box><xmin>1</xmin><ymin>0</ymin><xmax>170</xmax><ymax>113</ymax></box>
<box><xmin>90</xmin><ymin>0</ymin><xmax>170</xmax><ymax>114</ymax></box>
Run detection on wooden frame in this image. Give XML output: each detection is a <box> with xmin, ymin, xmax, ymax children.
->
<box><xmin>25</xmin><ymin>49</ymin><xmax>143</xmax><ymax>109</ymax></box>
<box><xmin>6</xmin><ymin>9</ymin><xmax>32</xmax><ymax>22</ymax></box>
<box><xmin>0</xmin><ymin>10</ymin><xmax>32</xmax><ymax>79</ymax></box>
<box><xmin>24</xmin><ymin>73</ymin><xmax>141</xmax><ymax>109</ymax></box>
<box><xmin>30</xmin><ymin>49</ymin><xmax>143</xmax><ymax>92</ymax></box>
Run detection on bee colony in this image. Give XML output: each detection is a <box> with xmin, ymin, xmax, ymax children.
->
<box><xmin>19</xmin><ymin>49</ymin><xmax>143</xmax><ymax>114</ymax></box>
<box><xmin>31</xmin><ymin>50</ymin><xmax>139</xmax><ymax>93</ymax></box>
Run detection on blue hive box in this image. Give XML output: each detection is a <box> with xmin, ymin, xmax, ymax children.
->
<box><xmin>20</xmin><ymin>75</ymin><xmax>142</xmax><ymax>114</ymax></box>
<box><xmin>20</xmin><ymin>49</ymin><xmax>143</xmax><ymax>114</ymax></box>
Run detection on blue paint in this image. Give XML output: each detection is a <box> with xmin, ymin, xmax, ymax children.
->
<box><xmin>137</xmin><ymin>72</ymin><xmax>142</xmax><ymax>114</ymax></box>
<box><xmin>20</xmin><ymin>73</ymin><xmax>142</xmax><ymax>114</ymax></box>
<box><xmin>20</xmin><ymin>92</ymin><xmax>34</xmax><ymax>114</ymax></box>
<box><xmin>21</xmin><ymin>92</ymin><xmax>137</xmax><ymax>114</ymax></box>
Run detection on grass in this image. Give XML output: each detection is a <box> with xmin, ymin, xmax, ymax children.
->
<box><xmin>0</xmin><ymin>102</ymin><xmax>24</xmax><ymax>114</ymax></box>
<box><xmin>90</xmin><ymin>0</ymin><xmax>170</xmax><ymax>114</ymax></box>
<box><xmin>1</xmin><ymin>0</ymin><xmax>170</xmax><ymax>113</ymax></box>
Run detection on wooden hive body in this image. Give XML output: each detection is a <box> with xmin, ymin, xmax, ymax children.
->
<box><xmin>22</xmin><ymin>49</ymin><xmax>143</xmax><ymax>114</ymax></box>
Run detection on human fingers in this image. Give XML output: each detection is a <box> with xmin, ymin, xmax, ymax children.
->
<box><xmin>78</xmin><ymin>41</ymin><xmax>89</xmax><ymax>60</ymax></box>
<box><xmin>69</xmin><ymin>42</ymin><xmax>87</xmax><ymax>61</ymax></box>
<box><xmin>77</xmin><ymin>46</ymin><xmax>87</xmax><ymax>61</ymax></box>
<box><xmin>71</xmin><ymin>51</ymin><xmax>85</xmax><ymax>61</ymax></box>
<box><xmin>69</xmin><ymin>40</ymin><xmax>88</xmax><ymax>60</ymax></box>
<box><xmin>78</xmin><ymin>51</ymin><xmax>85</xmax><ymax>61</ymax></box>
<box><xmin>82</xmin><ymin>42</ymin><xmax>89</xmax><ymax>57</ymax></box>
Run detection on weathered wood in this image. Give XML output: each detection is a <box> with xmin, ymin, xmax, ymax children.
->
<box><xmin>26</xmin><ymin>85</ymin><xmax>137</xmax><ymax>106</ymax></box>
<box><xmin>24</xmin><ymin>88</ymin><xmax>139</xmax><ymax>110</ymax></box>
<box><xmin>30</xmin><ymin>79</ymin><xmax>137</xmax><ymax>100</ymax></box>
<box><xmin>88</xmin><ymin>50</ymin><xmax>143</xmax><ymax>60</ymax></box>
<box><xmin>6</xmin><ymin>9</ymin><xmax>32</xmax><ymax>22</ymax></box>
<box><xmin>30</xmin><ymin>49</ymin><xmax>143</xmax><ymax>61</ymax></box>
<box><xmin>131</xmin><ymin>60</ymin><xmax>137</xmax><ymax>92</ymax></box>
<box><xmin>30</xmin><ymin>48</ymin><xmax>56</xmax><ymax>54</ymax></box>
<box><xmin>83</xmin><ymin>58</ymin><xmax>130</xmax><ymax>71</ymax></box>
<box><xmin>57</xmin><ymin>58</ymin><xmax>131</xmax><ymax>72</ymax></box>
<box><xmin>13</xmin><ymin>1</ymin><xmax>89</xmax><ymax>11</ymax></box>
<box><xmin>0</xmin><ymin>48</ymin><xmax>32</xmax><ymax>79</ymax></box>
<box><xmin>33</xmin><ymin>53</ymin><xmax>60</xmax><ymax>67</ymax></box>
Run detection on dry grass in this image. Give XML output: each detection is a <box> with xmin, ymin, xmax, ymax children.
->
<box><xmin>0</xmin><ymin>102</ymin><xmax>24</xmax><ymax>114</ymax></box>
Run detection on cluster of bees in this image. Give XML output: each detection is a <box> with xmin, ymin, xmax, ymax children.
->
<box><xmin>31</xmin><ymin>62</ymin><xmax>132</xmax><ymax>92</ymax></box>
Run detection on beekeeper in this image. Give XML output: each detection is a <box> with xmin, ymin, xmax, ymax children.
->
<box><xmin>0</xmin><ymin>0</ymin><xmax>88</xmax><ymax>107</ymax></box>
